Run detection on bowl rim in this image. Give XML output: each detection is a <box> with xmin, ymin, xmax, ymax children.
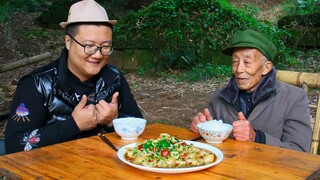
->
<box><xmin>113</xmin><ymin>117</ymin><xmax>147</xmax><ymax>125</ymax></box>
<box><xmin>197</xmin><ymin>122</ymin><xmax>233</xmax><ymax>132</ymax></box>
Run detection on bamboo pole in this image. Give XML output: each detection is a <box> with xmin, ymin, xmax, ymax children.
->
<box><xmin>276</xmin><ymin>70</ymin><xmax>320</xmax><ymax>154</ymax></box>
<box><xmin>310</xmin><ymin>92</ymin><xmax>320</xmax><ymax>154</ymax></box>
<box><xmin>276</xmin><ymin>70</ymin><xmax>320</xmax><ymax>89</ymax></box>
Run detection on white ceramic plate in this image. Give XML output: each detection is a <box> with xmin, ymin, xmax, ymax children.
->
<box><xmin>117</xmin><ymin>140</ymin><xmax>224</xmax><ymax>174</ymax></box>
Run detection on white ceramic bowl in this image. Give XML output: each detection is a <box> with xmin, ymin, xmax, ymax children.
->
<box><xmin>113</xmin><ymin>117</ymin><xmax>147</xmax><ymax>140</ymax></box>
<box><xmin>197</xmin><ymin>120</ymin><xmax>233</xmax><ymax>144</ymax></box>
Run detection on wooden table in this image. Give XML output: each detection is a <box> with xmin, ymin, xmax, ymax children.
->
<box><xmin>0</xmin><ymin>123</ymin><xmax>320</xmax><ymax>179</ymax></box>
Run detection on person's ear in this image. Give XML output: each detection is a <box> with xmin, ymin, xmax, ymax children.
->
<box><xmin>262</xmin><ymin>60</ymin><xmax>273</xmax><ymax>75</ymax></box>
<box><xmin>64</xmin><ymin>35</ymin><xmax>71</xmax><ymax>50</ymax></box>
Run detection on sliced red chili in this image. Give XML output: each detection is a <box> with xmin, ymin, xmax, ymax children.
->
<box><xmin>183</xmin><ymin>153</ymin><xmax>187</xmax><ymax>161</ymax></box>
<box><xmin>160</xmin><ymin>149</ymin><xmax>170</xmax><ymax>157</ymax></box>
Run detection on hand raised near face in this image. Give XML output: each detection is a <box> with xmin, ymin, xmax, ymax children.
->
<box><xmin>95</xmin><ymin>92</ymin><xmax>119</xmax><ymax>125</ymax></box>
<box><xmin>232</xmin><ymin>112</ymin><xmax>256</xmax><ymax>142</ymax></box>
<box><xmin>190</xmin><ymin>108</ymin><xmax>213</xmax><ymax>133</ymax></box>
<box><xmin>72</xmin><ymin>95</ymin><xmax>98</xmax><ymax>131</ymax></box>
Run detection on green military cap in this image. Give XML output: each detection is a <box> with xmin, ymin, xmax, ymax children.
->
<box><xmin>221</xmin><ymin>29</ymin><xmax>277</xmax><ymax>61</ymax></box>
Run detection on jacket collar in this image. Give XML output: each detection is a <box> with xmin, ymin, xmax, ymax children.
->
<box><xmin>220</xmin><ymin>67</ymin><xmax>277</xmax><ymax>106</ymax></box>
<box><xmin>95</xmin><ymin>65</ymin><xmax>121</xmax><ymax>102</ymax></box>
<box><xmin>57</xmin><ymin>48</ymin><xmax>70</xmax><ymax>92</ymax></box>
<box><xmin>98</xmin><ymin>64</ymin><xmax>120</xmax><ymax>88</ymax></box>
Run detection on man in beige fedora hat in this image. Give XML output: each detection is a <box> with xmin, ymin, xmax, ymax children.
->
<box><xmin>5</xmin><ymin>0</ymin><xmax>143</xmax><ymax>154</ymax></box>
<box><xmin>191</xmin><ymin>29</ymin><xmax>311</xmax><ymax>152</ymax></box>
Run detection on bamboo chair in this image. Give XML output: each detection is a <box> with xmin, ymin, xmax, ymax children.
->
<box><xmin>276</xmin><ymin>70</ymin><xmax>320</xmax><ymax>154</ymax></box>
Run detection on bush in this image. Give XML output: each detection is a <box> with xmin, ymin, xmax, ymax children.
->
<box><xmin>35</xmin><ymin>0</ymin><xmax>75</xmax><ymax>29</ymax></box>
<box><xmin>115</xmin><ymin>0</ymin><xmax>292</xmax><ymax>73</ymax></box>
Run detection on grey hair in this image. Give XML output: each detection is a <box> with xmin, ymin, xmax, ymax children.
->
<box><xmin>260</xmin><ymin>53</ymin><xmax>271</xmax><ymax>71</ymax></box>
<box><xmin>260</xmin><ymin>54</ymin><xmax>268</xmax><ymax>63</ymax></box>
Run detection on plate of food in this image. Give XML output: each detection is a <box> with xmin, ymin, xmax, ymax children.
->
<box><xmin>117</xmin><ymin>133</ymin><xmax>223</xmax><ymax>173</ymax></box>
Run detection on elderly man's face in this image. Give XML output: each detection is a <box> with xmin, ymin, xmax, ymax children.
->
<box><xmin>231</xmin><ymin>48</ymin><xmax>272</xmax><ymax>92</ymax></box>
<box><xmin>65</xmin><ymin>24</ymin><xmax>113</xmax><ymax>82</ymax></box>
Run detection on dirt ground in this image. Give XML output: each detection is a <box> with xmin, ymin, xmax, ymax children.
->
<box><xmin>127</xmin><ymin>74</ymin><xmax>227</xmax><ymax>129</ymax></box>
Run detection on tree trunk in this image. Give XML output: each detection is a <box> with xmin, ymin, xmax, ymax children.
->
<box><xmin>0</xmin><ymin>52</ymin><xmax>52</xmax><ymax>73</ymax></box>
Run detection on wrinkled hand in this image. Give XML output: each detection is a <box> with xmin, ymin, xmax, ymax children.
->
<box><xmin>72</xmin><ymin>95</ymin><xmax>97</xmax><ymax>131</ymax></box>
<box><xmin>95</xmin><ymin>92</ymin><xmax>119</xmax><ymax>125</ymax></box>
<box><xmin>190</xmin><ymin>108</ymin><xmax>213</xmax><ymax>133</ymax></box>
<box><xmin>232</xmin><ymin>112</ymin><xmax>256</xmax><ymax>142</ymax></box>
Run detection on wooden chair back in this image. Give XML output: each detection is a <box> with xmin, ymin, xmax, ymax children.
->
<box><xmin>276</xmin><ymin>70</ymin><xmax>320</xmax><ymax>154</ymax></box>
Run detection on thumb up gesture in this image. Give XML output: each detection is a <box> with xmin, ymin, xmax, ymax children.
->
<box><xmin>95</xmin><ymin>92</ymin><xmax>119</xmax><ymax>125</ymax></box>
<box><xmin>232</xmin><ymin>112</ymin><xmax>256</xmax><ymax>142</ymax></box>
<box><xmin>72</xmin><ymin>95</ymin><xmax>97</xmax><ymax>131</ymax></box>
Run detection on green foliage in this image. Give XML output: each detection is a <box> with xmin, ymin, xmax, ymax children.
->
<box><xmin>179</xmin><ymin>63</ymin><xmax>232</xmax><ymax>82</ymax></box>
<box><xmin>137</xmin><ymin>67</ymin><xmax>147</xmax><ymax>76</ymax></box>
<box><xmin>277</xmin><ymin>1</ymin><xmax>320</xmax><ymax>66</ymax></box>
<box><xmin>280</xmin><ymin>0</ymin><xmax>320</xmax><ymax>15</ymax></box>
<box><xmin>296</xmin><ymin>0</ymin><xmax>320</xmax><ymax>14</ymax></box>
<box><xmin>1</xmin><ymin>0</ymin><xmax>51</xmax><ymax>37</ymax></box>
<box><xmin>279</xmin><ymin>0</ymin><xmax>320</xmax><ymax>26</ymax></box>
<box><xmin>35</xmin><ymin>0</ymin><xmax>75</xmax><ymax>29</ymax></box>
<box><xmin>0</xmin><ymin>1</ymin><xmax>13</xmax><ymax>38</ymax></box>
<box><xmin>115</xmin><ymin>0</ymin><xmax>292</xmax><ymax>73</ymax></box>
<box><xmin>24</xmin><ymin>28</ymin><xmax>50</xmax><ymax>39</ymax></box>
<box><xmin>159</xmin><ymin>47</ymin><xmax>197</xmax><ymax>69</ymax></box>
<box><xmin>8</xmin><ymin>0</ymin><xmax>49</xmax><ymax>12</ymax></box>
<box><xmin>160</xmin><ymin>49</ymin><xmax>178</xmax><ymax>69</ymax></box>
<box><xmin>240</xmin><ymin>4</ymin><xmax>261</xmax><ymax>20</ymax></box>
<box><xmin>0</xmin><ymin>1</ymin><xmax>11</xmax><ymax>24</ymax></box>
<box><xmin>126</xmin><ymin>0</ymin><xmax>154</xmax><ymax>10</ymax></box>
<box><xmin>108</xmin><ymin>0</ymin><xmax>128</xmax><ymax>7</ymax></box>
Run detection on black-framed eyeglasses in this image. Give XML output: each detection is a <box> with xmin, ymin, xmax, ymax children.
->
<box><xmin>67</xmin><ymin>34</ymin><xmax>113</xmax><ymax>56</ymax></box>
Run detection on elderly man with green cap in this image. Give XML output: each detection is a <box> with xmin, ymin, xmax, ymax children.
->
<box><xmin>191</xmin><ymin>29</ymin><xmax>312</xmax><ymax>152</ymax></box>
<box><xmin>5</xmin><ymin>0</ymin><xmax>143</xmax><ymax>154</ymax></box>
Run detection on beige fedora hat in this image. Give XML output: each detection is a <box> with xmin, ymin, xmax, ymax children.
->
<box><xmin>60</xmin><ymin>0</ymin><xmax>117</xmax><ymax>29</ymax></box>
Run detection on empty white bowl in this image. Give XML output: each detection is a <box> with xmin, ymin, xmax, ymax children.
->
<box><xmin>197</xmin><ymin>120</ymin><xmax>233</xmax><ymax>144</ymax></box>
<box><xmin>113</xmin><ymin>117</ymin><xmax>147</xmax><ymax>140</ymax></box>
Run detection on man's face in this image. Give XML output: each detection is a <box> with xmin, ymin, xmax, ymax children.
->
<box><xmin>65</xmin><ymin>24</ymin><xmax>113</xmax><ymax>81</ymax></box>
<box><xmin>231</xmin><ymin>48</ymin><xmax>271</xmax><ymax>92</ymax></box>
